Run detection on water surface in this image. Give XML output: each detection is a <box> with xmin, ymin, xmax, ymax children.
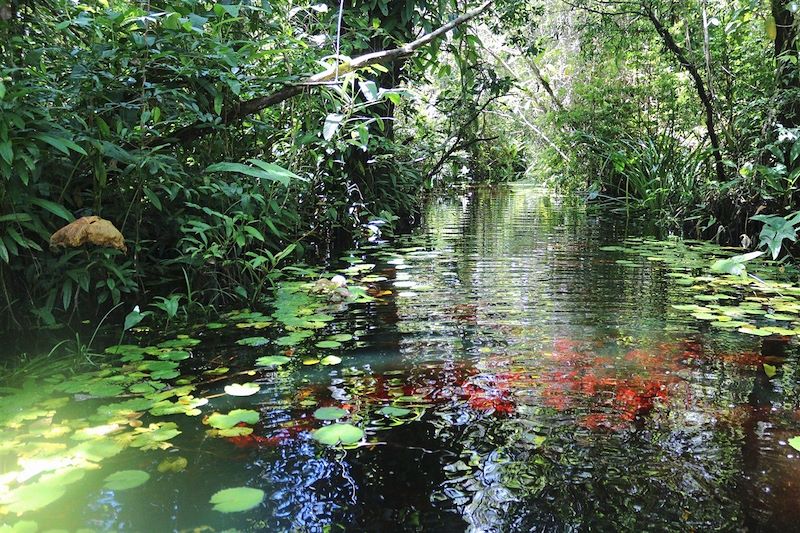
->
<box><xmin>3</xmin><ymin>185</ymin><xmax>800</xmax><ymax>532</ymax></box>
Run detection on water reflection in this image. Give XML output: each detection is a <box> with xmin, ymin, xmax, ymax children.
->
<box><xmin>3</xmin><ymin>184</ymin><xmax>800</xmax><ymax>531</ymax></box>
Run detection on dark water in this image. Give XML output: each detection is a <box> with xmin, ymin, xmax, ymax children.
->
<box><xmin>3</xmin><ymin>184</ymin><xmax>800</xmax><ymax>532</ymax></box>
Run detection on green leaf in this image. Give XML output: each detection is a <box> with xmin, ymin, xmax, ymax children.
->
<box><xmin>0</xmin><ymin>140</ymin><xmax>12</xmax><ymax>164</ymax></box>
<box><xmin>236</xmin><ymin>336</ymin><xmax>269</xmax><ymax>347</ymax></box>
<box><xmin>207</xmin><ymin>409</ymin><xmax>260</xmax><ymax>429</ymax></box>
<box><xmin>255</xmin><ymin>355</ymin><xmax>290</xmax><ymax>367</ymax></box>
<box><xmin>4</xmin><ymin>482</ymin><xmax>66</xmax><ymax>514</ymax></box>
<box><xmin>311</xmin><ymin>423</ymin><xmax>364</xmax><ymax>445</ymax></box>
<box><xmin>789</xmin><ymin>436</ymin><xmax>800</xmax><ymax>451</ymax></box>
<box><xmin>143</xmin><ymin>187</ymin><xmax>162</xmax><ymax>211</ymax></box>
<box><xmin>103</xmin><ymin>470</ymin><xmax>150</xmax><ymax>491</ymax></box>
<box><xmin>124</xmin><ymin>309</ymin><xmax>146</xmax><ymax>331</ymax></box>
<box><xmin>248</xmin><ymin>158</ymin><xmax>305</xmax><ymax>184</ymax></box>
<box><xmin>378</xmin><ymin>406</ymin><xmax>411</xmax><ymax>417</ymax></box>
<box><xmin>358</xmin><ymin>80</ymin><xmax>379</xmax><ymax>102</ymax></box>
<box><xmin>36</xmin><ymin>134</ymin><xmax>87</xmax><ymax>156</ymax></box>
<box><xmin>764</xmin><ymin>363</ymin><xmax>777</xmax><ymax>378</ymax></box>
<box><xmin>210</xmin><ymin>487</ymin><xmax>265</xmax><ymax>513</ymax></box>
<box><xmin>791</xmin><ymin>139</ymin><xmax>800</xmax><ymax>163</ymax></box>
<box><xmin>205</xmin><ymin>161</ymin><xmax>301</xmax><ymax>187</ymax></box>
<box><xmin>323</xmin><ymin>113</ymin><xmax>344</xmax><ymax>141</ymax></box>
<box><xmin>710</xmin><ymin>251</ymin><xmax>764</xmax><ymax>276</ymax></box>
<box><xmin>315</xmin><ymin>340</ymin><xmax>341</xmax><ymax>349</ymax></box>
<box><xmin>313</xmin><ymin>407</ymin><xmax>348</xmax><ymax>420</ymax></box>
<box><xmin>157</xmin><ymin>456</ymin><xmax>188</xmax><ymax>473</ymax></box>
<box><xmin>320</xmin><ymin>355</ymin><xmax>342</xmax><ymax>366</ymax></box>
<box><xmin>29</xmin><ymin>198</ymin><xmax>74</xmax><ymax>222</ymax></box>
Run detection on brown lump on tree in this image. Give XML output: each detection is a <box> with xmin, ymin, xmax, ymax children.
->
<box><xmin>49</xmin><ymin>216</ymin><xmax>127</xmax><ymax>253</ymax></box>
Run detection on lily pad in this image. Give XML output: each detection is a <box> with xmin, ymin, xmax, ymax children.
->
<box><xmin>311</xmin><ymin>423</ymin><xmax>364</xmax><ymax>445</ymax></box>
<box><xmin>157</xmin><ymin>456</ymin><xmax>188</xmax><ymax>473</ymax></box>
<box><xmin>378</xmin><ymin>406</ymin><xmax>411</xmax><ymax>417</ymax></box>
<box><xmin>158</xmin><ymin>338</ymin><xmax>200</xmax><ymax>349</ymax></box>
<box><xmin>236</xmin><ymin>336</ymin><xmax>269</xmax><ymax>347</ymax></box>
<box><xmin>320</xmin><ymin>355</ymin><xmax>342</xmax><ymax>366</ymax></box>
<box><xmin>210</xmin><ymin>487</ymin><xmax>265</xmax><ymax>513</ymax></box>
<box><xmin>255</xmin><ymin>356</ymin><xmax>290</xmax><ymax>368</ymax></box>
<box><xmin>313</xmin><ymin>407</ymin><xmax>348</xmax><ymax>420</ymax></box>
<box><xmin>315</xmin><ymin>340</ymin><xmax>342</xmax><ymax>349</ymax></box>
<box><xmin>4</xmin><ymin>482</ymin><xmax>66</xmax><ymax>514</ymax></box>
<box><xmin>103</xmin><ymin>470</ymin><xmax>150</xmax><ymax>491</ymax></box>
<box><xmin>327</xmin><ymin>334</ymin><xmax>353</xmax><ymax>342</ymax></box>
<box><xmin>224</xmin><ymin>383</ymin><xmax>261</xmax><ymax>397</ymax></box>
<box><xmin>207</xmin><ymin>409</ymin><xmax>259</xmax><ymax>429</ymax></box>
<box><xmin>737</xmin><ymin>326</ymin><xmax>774</xmax><ymax>337</ymax></box>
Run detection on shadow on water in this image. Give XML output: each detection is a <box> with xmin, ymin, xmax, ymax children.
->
<box><xmin>3</xmin><ymin>184</ymin><xmax>800</xmax><ymax>532</ymax></box>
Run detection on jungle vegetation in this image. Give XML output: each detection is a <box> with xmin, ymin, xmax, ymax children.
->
<box><xmin>0</xmin><ymin>0</ymin><xmax>798</xmax><ymax>331</ymax></box>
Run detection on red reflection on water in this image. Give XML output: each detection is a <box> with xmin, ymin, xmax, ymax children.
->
<box><xmin>538</xmin><ymin>338</ymin><xmax>684</xmax><ymax>429</ymax></box>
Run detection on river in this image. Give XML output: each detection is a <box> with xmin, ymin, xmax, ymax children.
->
<box><xmin>2</xmin><ymin>184</ymin><xmax>800</xmax><ymax>532</ymax></box>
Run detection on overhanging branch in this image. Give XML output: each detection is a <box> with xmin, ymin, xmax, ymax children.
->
<box><xmin>155</xmin><ymin>0</ymin><xmax>495</xmax><ymax>147</ymax></box>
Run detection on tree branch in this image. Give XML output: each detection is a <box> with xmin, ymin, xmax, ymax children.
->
<box><xmin>154</xmin><ymin>0</ymin><xmax>495</xmax><ymax>147</ymax></box>
<box><xmin>646</xmin><ymin>7</ymin><xmax>726</xmax><ymax>182</ymax></box>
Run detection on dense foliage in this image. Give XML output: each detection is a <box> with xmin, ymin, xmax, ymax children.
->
<box><xmin>489</xmin><ymin>0</ymin><xmax>800</xmax><ymax>248</ymax></box>
<box><xmin>2</xmin><ymin>0</ymin><xmax>799</xmax><ymax>330</ymax></box>
<box><xmin>0</xmin><ymin>0</ymin><xmax>511</xmax><ymax>329</ymax></box>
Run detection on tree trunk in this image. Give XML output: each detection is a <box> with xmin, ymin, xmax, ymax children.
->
<box><xmin>646</xmin><ymin>8</ymin><xmax>726</xmax><ymax>183</ymax></box>
<box><xmin>772</xmin><ymin>0</ymin><xmax>800</xmax><ymax>127</ymax></box>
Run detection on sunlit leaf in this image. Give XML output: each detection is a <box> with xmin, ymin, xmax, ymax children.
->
<box><xmin>255</xmin><ymin>356</ymin><xmax>290</xmax><ymax>367</ymax></box>
<box><xmin>313</xmin><ymin>407</ymin><xmax>348</xmax><ymax>420</ymax></box>
<box><xmin>224</xmin><ymin>383</ymin><xmax>261</xmax><ymax>397</ymax></box>
<box><xmin>206</xmin><ymin>409</ymin><xmax>259</xmax><ymax>429</ymax></box>
<box><xmin>103</xmin><ymin>470</ymin><xmax>150</xmax><ymax>490</ymax></box>
<box><xmin>209</xmin><ymin>487</ymin><xmax>265</xmax><ymax>513</ymax></box>
<box><xmin>311</xmin><ymin>423</ymin><xmax>364</xmax><ymax>445</ymax></box>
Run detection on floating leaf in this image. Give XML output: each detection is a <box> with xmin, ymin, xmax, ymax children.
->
<box><xmin>157</xmin><ymin>338</ymin><xmax>201</xmax><ymax>349</ymax></box>
<box><xmin>158</xmin><ymin>350</ymin><xmax>191</xmax><ymax>361</ymax></box>
<box><xmin>207</xmin><ymin>409</ymin><xmax>259</xmax><ymax>429</ymax></box>
<box><xmin>255</xmin><ymin>356</ymin><xmax>290</xmax><ymax>368</ymax></box>
<box><xmin>738</xmin><ymin>326</ymin><xmax>774</xmax><ymax>337</ymax></box>
<box><xmin>313</xmin><ymin>407</ymin><xmax>348</xmax><ymax>420</ymax></box>
<box><xmin>4</xmin><ymin>482</ymin><xmax>66</xmax><ymax>514</ymax></box>
<box><xmin>0</xmin><ymin>520</ymin><xmax>38</xmax><ymax>533</ymax></box>
<box><xmin>311</xmin><ymin>423</ymin><xmax>364</xmax><ymax>445</ymax></box>
<box><xmin>378</xmin><ymin>406</ymin><xmax>411</xmax><ymax>417</ymax></box>
<box><xmin>157</xmin><ymin>456</ymin><xmax>188</xmax><ymax>473</ymax></box>
<box><xmin>236</xmin><ymin>336</ymin><xmax>269</xmax><ymax>347</ymax></box>
<box><xmin>315</xmin><ymin>340</ymin><xmax>341</xmax><ymax>349</ymax></box>
<box><xmin>764</xmin><ymin>363</ymin><xmax>777</xmax><ymax>378</ymax></box>
<box><xmin>204</xmin><ymin>367</ymin><xmax>230</xmax><ymax>376</ymax></box>
<box><xmin>320</xmin><ymin>355</ymin><xmax>342</xmax><ymax>366</ymax></box>
<box><xmin>789</xmin><ymin>436</ymin><xmax>800</xmax><ymax>451</ymax></box>
<box><xmin>103</xmin><ymin>470</ymin><xmax>150</xmax><ymax>491</ymax></box>
<box><xmin>209</xmin><ymin>487</ymin><xmax>265</xmax><ymax>513</ymax></box>
<box><xmin>129</xmin><ymin>422</ymin><xmax>181</xmax><ymax>449</ymax></box>
<box><xmin>75</xmin><ymin>439</ymin><xmax>124</xmax><ymax>461</ymax></box>
<box><xmin>224</xmin><ymin>383</ymin><xmax>261</xmax><ymax>397</ymax></box>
